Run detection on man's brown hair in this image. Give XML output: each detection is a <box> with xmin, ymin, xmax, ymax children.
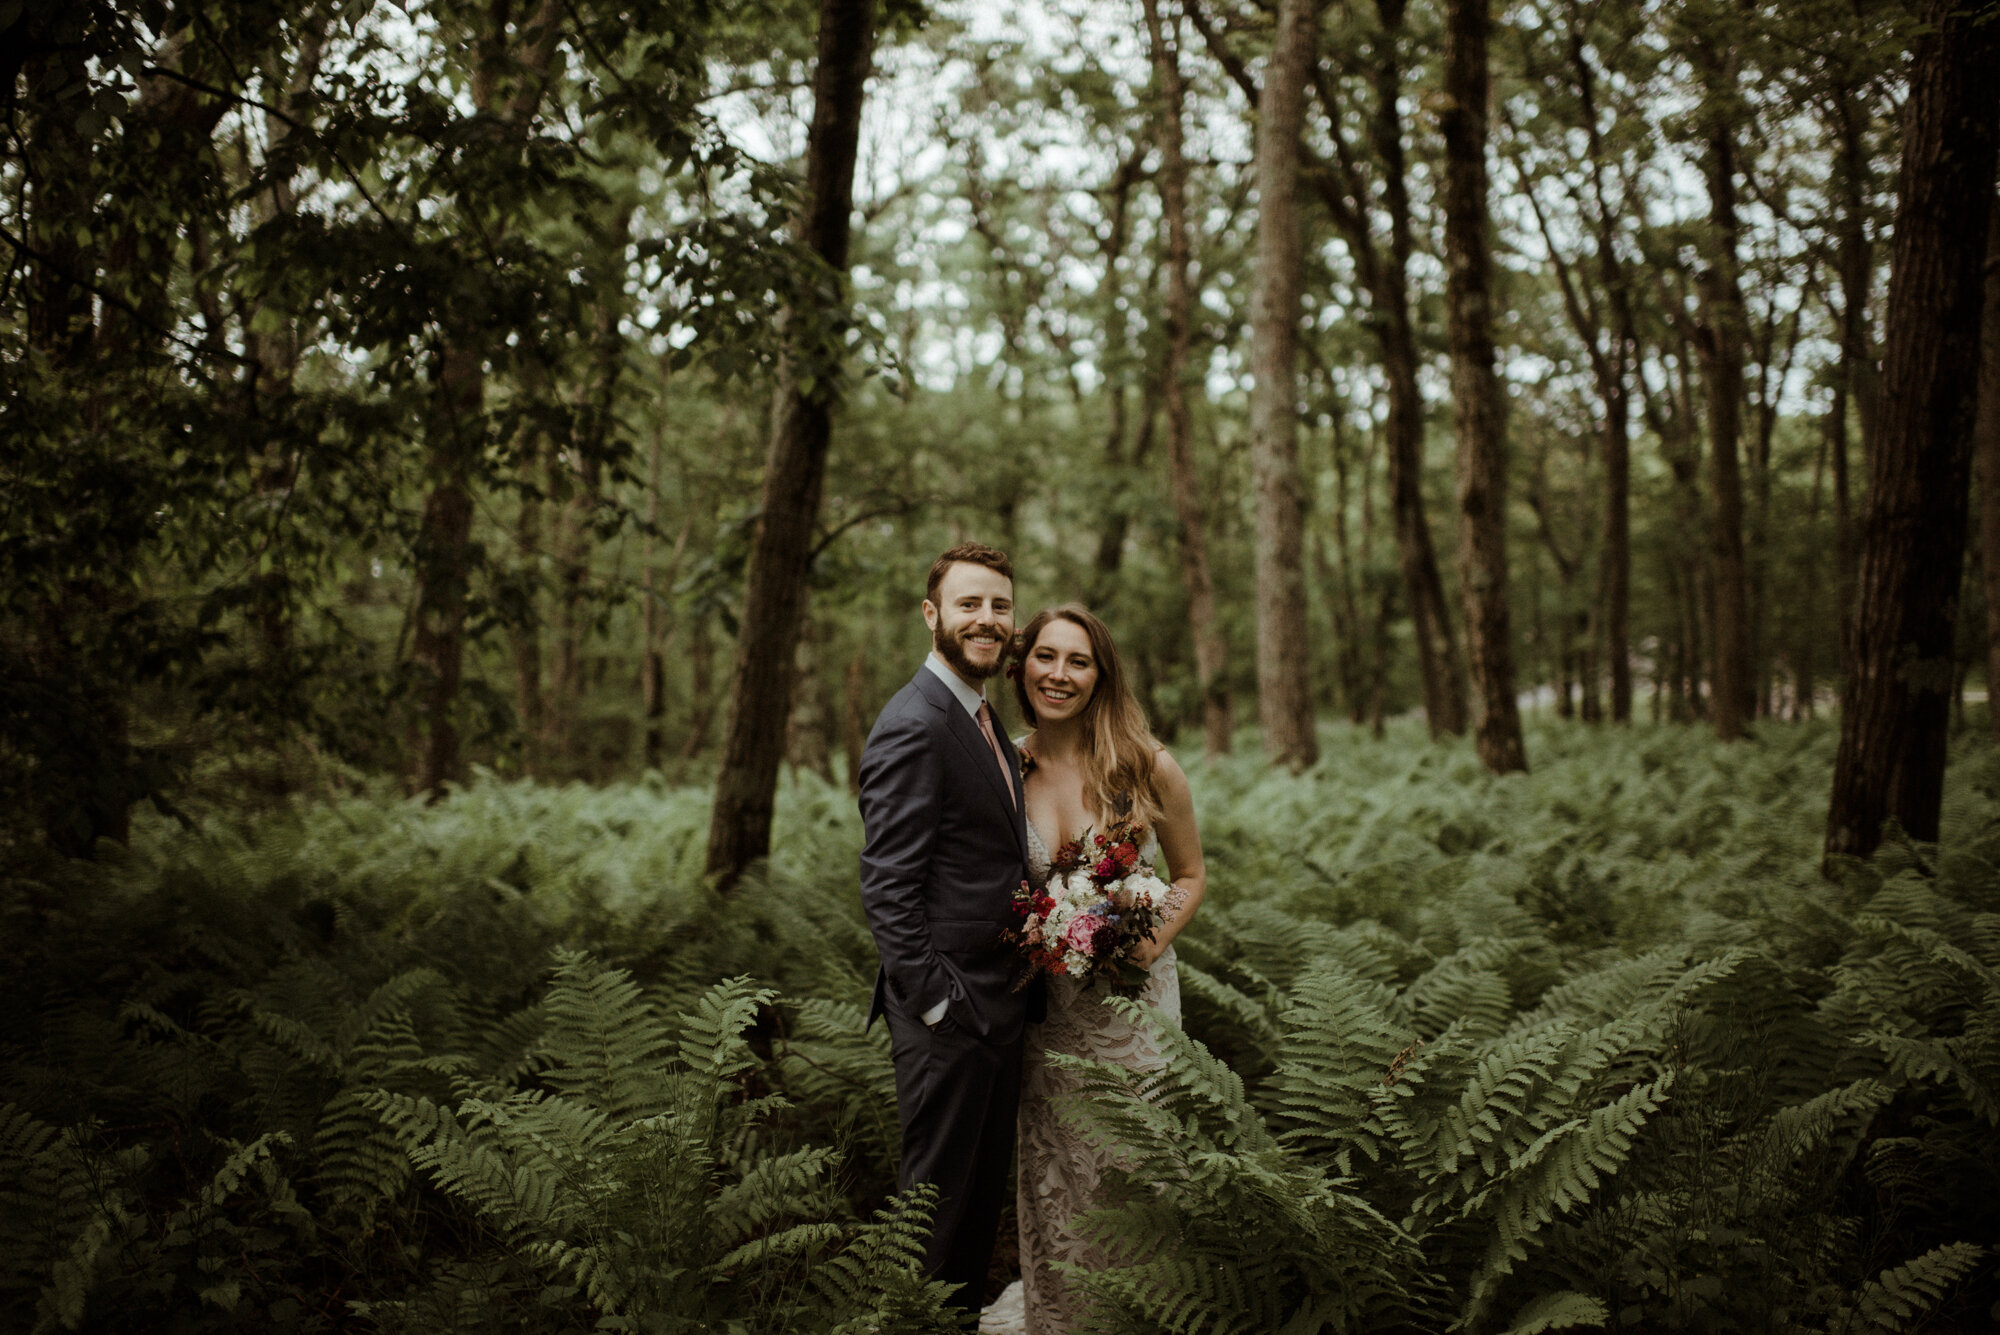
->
<box><xmin>926</xmin><ymin>542</ymin><xmax>1014</xmax><ymax>604</ymax></box>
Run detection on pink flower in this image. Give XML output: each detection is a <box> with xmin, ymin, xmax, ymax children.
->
<box><xmin>1063</xmin><ymin>914</ymin><xmax>1102</xmax><ymax>953</ymax></box>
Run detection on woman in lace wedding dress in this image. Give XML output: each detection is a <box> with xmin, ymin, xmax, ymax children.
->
<box><xmin>981</xmin><ymin>604</ymin><xmax>1207</xmax><ymax>1335</ymax></box>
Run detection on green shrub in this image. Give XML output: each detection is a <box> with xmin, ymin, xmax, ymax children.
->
<box><xmin>2</xmin><ymin>720</ymin><xmax>1996</xmax><ymax>1331</ymax></box>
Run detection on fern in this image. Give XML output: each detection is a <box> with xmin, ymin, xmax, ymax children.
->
<box><xmin>1500</xmin><ymin>1289</ymin><xmax>1609</xmax><ymax>1333</ymax></box>
<box><xmin>1829</xmin><ymin>1242</ymin><xmax>1986</xmax><ymax>1334</ymax></box>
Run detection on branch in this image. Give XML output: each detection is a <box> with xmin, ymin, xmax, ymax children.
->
<box><xmin>138</xmin><ymin>65</ymin><xmax>407</xmax><ymax>239</ymax></box>
<box><xmin>0</xmin><ymin>223</ymin><xmax>255</xmax><ymax>367</ymax></box>
<box><xmin>811</xmin><ymin>500</ymin><xmax>924</xmax><ymax>562</ymax></box>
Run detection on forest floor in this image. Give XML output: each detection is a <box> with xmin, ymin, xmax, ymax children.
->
<box><xmin>5</xmin><ymin>718</ymin><xmax>1998</xmax><ymax>1332</ymax></box>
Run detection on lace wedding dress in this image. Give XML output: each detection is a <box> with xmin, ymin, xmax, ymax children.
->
<box><xmin>981</xmin><ymin>819</ymin><xmax>1183</xmax><ymax>1335</ymax></box>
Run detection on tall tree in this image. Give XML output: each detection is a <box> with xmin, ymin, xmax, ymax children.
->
<box><xmin>1511</xmin><ymin>2</ymin><xmax>1641</xmax><ymax>723</ymax></box>
<box><xmin>1441</xmin><ymin>0</ymin><xmax>1526</xmax><ymax>773</ymax></box>
<box><xmin>1246</xmin><ymin>0</ymin><xmax>1322</xmax><ymax>771</ymax></box>
<box><xmin>1355</xmin><ymin>0</ymin><xmax>1470</xmax><ymax>738</ymax></box>
<box><xmin>706</xmin><ymin>0</ymin><xmax>878</xmax><ymax>885</ymax></box>
<box><xmin>1193</xmin><ymin>0</ymin><xmax>1467</xmax><ymax>741</ymax></box>
<box><xmin>1824</xmin><ymin>0</ymin><xmax>2000</xmax><ymax>863</ymax></box>
<box><xmin>1825</xmin><ymin>55</ymin><xmax>1881</xmax><ymax>675</ymax></box>
<box><xmin>1977</xmin><ymin>196</ymin><xmax>2000</xmax><ymax>744</ymax></box>
<box><xmin>1691</xmin><ymin>35</ymin><xmax>1755</xmax><ymax>742</ymax></box>
<box><xmin>1144</xmin><ymin>0</ymin><xmax>1233</xmax><ymax>756</ymax></box>
<box><xmin>409</xmin><ymin>0</ymin><xmax>567</xmax><ymax>796</ymax></box>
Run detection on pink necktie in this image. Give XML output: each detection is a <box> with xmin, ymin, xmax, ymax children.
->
<box><xmin>976</xmin><ymin>701</ymin><xmax>1018</xmax><ymax>810</ymax></box>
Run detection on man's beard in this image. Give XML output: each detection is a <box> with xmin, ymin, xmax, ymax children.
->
<box><xmin>935</xmin><ymin>621</ymin><xmax>1005</xmax><ymax>680</ymax></box>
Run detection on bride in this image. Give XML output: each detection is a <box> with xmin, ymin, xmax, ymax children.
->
<box><xmin>987</xmin><ymin>603</ymin><xmax>1207</xmax><ymax>1334</ymax></box>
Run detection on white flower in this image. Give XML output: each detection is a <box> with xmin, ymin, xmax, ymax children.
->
<box><xmin>1127</xmin><ymin>873</ymin><xmax>1169</xmax><ymax>909</ymax></box>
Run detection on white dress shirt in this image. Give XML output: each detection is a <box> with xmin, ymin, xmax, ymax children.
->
<box><xmin>919</xmin><ymin>653</ymin><xmax>987</xmax><ymax>1025</ymax></box>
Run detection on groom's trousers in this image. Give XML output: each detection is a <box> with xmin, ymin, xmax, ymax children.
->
<box><xmin>883</xmin><ymin>1000</ymin><xmax>1024</xmax><ymax>1321</ymax></box>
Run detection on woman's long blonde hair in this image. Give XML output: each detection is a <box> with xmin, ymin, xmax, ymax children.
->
<box><xmin>1011</xmin><ymin>604</ymin><xmax>1165</xmax><ymax>832</ymax></box>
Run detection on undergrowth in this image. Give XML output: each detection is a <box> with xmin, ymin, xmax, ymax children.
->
<box><xmin>1</xmin><ymin>719</ymin><xmax>1995</xmax><ymax>1332</ymax></box>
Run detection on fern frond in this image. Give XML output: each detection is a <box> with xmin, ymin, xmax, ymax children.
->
<box><xmin>707</xmin><ymin>1145</ymin><xmax>839</xmax><ymax>1244</ymax></box>
<box><xmin>1459</xmin><ymin>1072</ymin><xmax>1673</xmax><ymax>1324</ymax></box>
<box><xmin>536</xmin><ymin>949</ymin><xmax>677</xmax><ymax>1120</ymax></box>
<box><xmin>1830</xmin><ymin>1241</ymin><xmax>1985</xmax><ymax>1334</ymax></box>
<box><xmin>674</xmin><ymin>975</ymin><xmax>778</xmax><ymax>1085</ymax></box>
<box><xmin>1501</xmin><ymin>1289</ymin><xmax>1609</xmax><ymax>1333</ymax></box>
<box><xmin>1268</xmin><ymin>962</ymin><xmax>1413</xmax><ymax>1168</ymax></box>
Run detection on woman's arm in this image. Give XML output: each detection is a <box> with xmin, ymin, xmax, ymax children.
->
<box><xmin>1131</xmin><ymin>747</ymin><xmax>1204</xmax><ymax>967</ymax></box>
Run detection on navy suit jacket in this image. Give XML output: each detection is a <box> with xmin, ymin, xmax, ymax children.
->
<box><xmin>858</xmin><ymin>667</ymin><xmax>1035</xmax><ymax>1041</ymax></box>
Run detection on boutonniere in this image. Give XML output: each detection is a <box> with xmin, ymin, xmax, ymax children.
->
<box><xmin>1018</xmin><ymin>749</ymin><xmax>1038</xmax><ymax>775</ymax></box>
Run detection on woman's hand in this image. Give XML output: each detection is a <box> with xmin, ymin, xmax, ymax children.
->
<box><xmin>1127</xmin><ymin>935</ymin><xmax>1165</xmax><ymax>969</ymax></box>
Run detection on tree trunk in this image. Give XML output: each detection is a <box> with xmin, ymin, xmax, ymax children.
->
<box><xmin>1091</xmin><ymin>147</ymin><xmax>1149</xmax><ymax>596</ymax></box>
<box><xmin>705</xmin><ymin>0</ymin><xmax>877</xmax><ymax>886</ymax></box>
<box><xmin>410</xmin><ymin>0</ymin><xmax>565</xmax><ymax>797</ymax></box>
<box><xmin>1825</xmin><ymin>0</ymin><xmax>2000</xmax><ymax>864</ymax></box>
<box><xmin>549</xmin><ymin>446</ymin><xmax>601</xmax><ymax>773</ymax></box>
<box><xmin>681</xmin><ymin>616</ymin><xmax>715</xmax><ymax>761</ymax></box>
<box><xmin>1440</xmin><ymin>0</ymin><xmax>1526</xmax><ymax>774</ymax></box>
<box><xmin>1324</xmin><ymin>410</ymin><xmax>1368</xmax><ymax>724</ymax></box>
<box><xmin>1246</xmin><ymin>0</ymin><xmax>1321</xmax><ymax>771</ymax></box>
<box><xmin>1830</xmin><ymin>85</ymin><xmax>1876</xmax><ymax>685</ymax></box>
<box><xmin>1697</xmin><ymin>122</ymin><xmax>1754</xmax><ymax>742</ymax></box>
<box><xmin>1976</xmin><ymin>195</ymin><xmax>2000</xmax><ymax>742</ymax></box>
<box><xmin>1148</xmin><ymin>0</ymin><xmax>1231</xmax><ymax>757</ymax></box>
<box><xmin>842</xmin><ymin>643</ymin><xmax>869</xmax><ymax>796</ymax></box>
<box><xmin>1568</xmin><ymin>35</ymin><xmax>1636</xmax><ymax>726</ymax></box>
<box><xmin>411</xmin><ymin>344</ymin><xmax>483</xmax><ymax>796</ymax></box>
<box><xmin>512</xmin><ymin>440</ymin><xmax>547</xmax><ymax>776</ymax></box>
<box><xmin>641</xmin><ymin>432</ymin><xmax>683</xmax><ymax>771</ymax></box>
<box><xmin>1797</xmin><ymin>426</ymin><xmax>1827</xmax><ymax>720</ymax></box>
<box><xmin>1369</xmin><ymin>0</ymin><xmax>1470</xmax><ymax>739</ymax></box>
<box><xmin>786</xmin><ymin>601</ymin><xmax>836</xmax><ymax>782</ymax></box>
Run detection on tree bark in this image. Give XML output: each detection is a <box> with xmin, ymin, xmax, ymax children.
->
<box><xmin>1145</xmin><ymin>0</ymin><xmax>1232</xmax><ymax>758</ymax></box>
<box><xmin>1977</xmin><ymin>195</ymin><xmax>2000</xmax><ymax>742</ymax></box>
<box><xmin>1825</xmin><ymin>0</ymin><xmax>2000</xmax><ymax>864</ymax></box>
<box><xmin>1697</xmin><ymin>120</ymin><xmax>1754</xmax><ymax>742</ymax></box>
<box><xmin>411</xmin><ymin>344</ymin><xmax>484</xmax><ymax>796</ymax></box>
<box><xmin>1441</xmin><ymin>0</ymin><xmax>1526</xmax><ymax>774</ymax></box>
<box><xmin>786</xmin><ymin>601</ymin><xmax>836</xmax><ymax>782</ymax></box>
<box><xmin>705</xmin><ymin>0</ymin><xmax>877</xmax><ymax>885</ymax></box>
<box><xmin>1246</xmin><ymin>0</ymin><xmax>1322</xmax><ymax>771</ymax></box>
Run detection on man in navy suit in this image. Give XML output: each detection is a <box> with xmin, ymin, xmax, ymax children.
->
<box><xmin>857</xmin><ymin>541</ymin><xmax>1033</xmax><ymax>1321</ymax></box>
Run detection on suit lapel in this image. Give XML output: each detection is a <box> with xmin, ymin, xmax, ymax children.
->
<box><xmin>916</xmin><ymin>670</ymin><xmax>1029</xmax><ymax>862</ymax></box>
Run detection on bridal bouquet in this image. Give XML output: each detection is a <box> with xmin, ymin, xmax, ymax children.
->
<box><xmin>1010</xmin><ymin>820</ymin><xmax>1172</xmax><ymax>989</ymax></box>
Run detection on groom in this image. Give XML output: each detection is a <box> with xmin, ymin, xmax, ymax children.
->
<box><xmin>857</xmin><ymin>541</ymin><xmax>1034</xmax><ymax>1321</ymax></box>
